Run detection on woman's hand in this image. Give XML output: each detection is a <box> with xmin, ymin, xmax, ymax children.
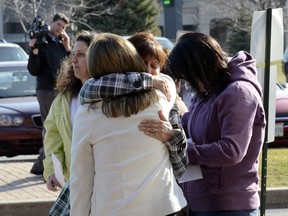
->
<box><xmin>152</xmin><ymin>76</ymin><xmax>171</xmax><ymax>101</ymax></box>
<box><xmin>175</xmin><ymin>94</ymin><xmax>188</xmax><ymax>116</ymax></box>
<box><xmin>46</xmin><ymin>174</ymin><xmax>62</xmax><ymax>192</ymax></box>
<box><xmin>138</xmin><ymin>110</ymin><xmax>176</xmax><ymax>142</ymax></box>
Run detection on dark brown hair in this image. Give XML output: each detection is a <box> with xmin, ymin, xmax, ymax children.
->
<box><xmin>52</xmin><ymin>13</ymin><xmax>69</xmax><ymax>24</ymax></box>
<box><xmin>168</xmin><ymin>32</ymin><xmax>230</xmax><ymax>96</ymax></box>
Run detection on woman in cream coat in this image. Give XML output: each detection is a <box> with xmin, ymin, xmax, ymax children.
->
<box><xmin>70</xmin><ymin>33</ymin><xmax>187</xmax><ymax>216</ymax></box>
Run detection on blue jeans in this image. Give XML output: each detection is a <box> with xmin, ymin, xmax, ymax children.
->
<box><xmin>189</xmin><ymin>209</ymin><xmax>258</xmax><ymax>216</ymax></box>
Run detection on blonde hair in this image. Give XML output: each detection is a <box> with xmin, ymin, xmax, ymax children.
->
<box><xmin>87</xmin><ymin>33</ymin><xmax>159</xmax><ymax>117</ymax></box>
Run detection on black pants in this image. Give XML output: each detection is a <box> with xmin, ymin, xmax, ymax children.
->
<box><xmin>166</xmin><ymin>207</ymin><xmax>188</xmax><ymax>216</ymax></box>
<box><xmin>284</xmin><ymin>62</ymin><xmax>288</xmax><ymax>82</ymax></box>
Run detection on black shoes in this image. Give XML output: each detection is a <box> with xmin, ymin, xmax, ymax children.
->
<box><xmin>30</xmin><ymin>161</ymin><xmax>44</xmax><ymax>175</ymax></box>
<box><xmin>31</xmin><ymin>147</ymin><xmax>45</xmax><ymax>175</ymax></box>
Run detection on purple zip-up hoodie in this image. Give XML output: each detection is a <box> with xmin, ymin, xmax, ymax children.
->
<box><xmin>181</xmin><ymin>51</ymin><xmax>266</xmax><ymax>211</ymax></box>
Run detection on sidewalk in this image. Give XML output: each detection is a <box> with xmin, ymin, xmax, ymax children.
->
<box><xmin>0</xmin><ymin>160</ymin><xmax>287</xmax><ymax>216</ymax></box>
<box><xmin>0</xmin><ymin>160</ymin><xmax>60</xmax><ymax>216</ymax></box>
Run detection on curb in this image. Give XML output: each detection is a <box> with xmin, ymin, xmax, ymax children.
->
<box><xmin>264</xmin><ymin>187</ymin><xmax>288</xmax><ymax>208</ymax></box>
<box><xmin>0</xmin><ymin>199</ymin><xmax>55</xmax><ymax>216</ymax></box>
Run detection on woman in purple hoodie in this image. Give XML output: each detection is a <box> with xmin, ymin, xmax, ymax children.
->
<box><xmin>157</xmin><ymin>32</ymin><xmax>266</xmax><ymax>215</ymax></box>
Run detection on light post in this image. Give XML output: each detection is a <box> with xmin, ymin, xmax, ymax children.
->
<box><xmin>162</xmin><ymin>0</ymin><xmax>182</xmax><ymax>40</ymax></box>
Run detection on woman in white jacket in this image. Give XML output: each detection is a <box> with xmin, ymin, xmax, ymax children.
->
<box><xmin>70</xmin><ymin>33</ymin><xmax>187</xmax><ymax>216</ymax></box>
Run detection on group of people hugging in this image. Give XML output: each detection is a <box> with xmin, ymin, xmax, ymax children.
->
<box><xmin>41</xmin><ymin>30</ymin><xmax>266</xmax><ymax>216</ymax></box>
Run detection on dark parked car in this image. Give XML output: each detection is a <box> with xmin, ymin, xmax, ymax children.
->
<box><xmin>0</xmin><ymin>40</ymin><xmax>28</xmax><ymax>62</ymax></box>
<box><xmin>0</xmin><ymin>61</ymin><xmax>42</xmax><ymax>157</ymax></box>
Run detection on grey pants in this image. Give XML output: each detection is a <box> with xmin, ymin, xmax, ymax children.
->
<box><xmin>36</xmin><ymin>89</ymin><xmax>57</xmax><ymax>123</ymax></box>
<box><xmin>35</xmin><ymin>89</ymin><xmax>57</xmax><ymax>164</ymax></box>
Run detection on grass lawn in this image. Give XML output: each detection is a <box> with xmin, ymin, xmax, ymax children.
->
<box><xmin>259</xmin><ymin>147</ymin><xmax>288</xmax><ymax>188</ymax></box>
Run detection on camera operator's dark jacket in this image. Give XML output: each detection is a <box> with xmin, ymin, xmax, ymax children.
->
<box><xmin>27</xmin><ymin>34</ymin><xmax>69</xmax><ymax>90</ymax></box>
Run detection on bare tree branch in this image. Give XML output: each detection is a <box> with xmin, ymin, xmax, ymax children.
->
<box><xmin>0</xmin><ymin>0</ymin><xmax>122</xmax><ymax>33</ymax></box>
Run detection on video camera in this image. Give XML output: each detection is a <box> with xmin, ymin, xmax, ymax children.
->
<box><xmin>28</xmin><ymin>16</ymin><xmax>50</xmax><ymax>48</ymax></box>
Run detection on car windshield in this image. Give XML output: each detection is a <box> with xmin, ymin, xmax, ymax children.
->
<box><xmin>0</xmin><ymin>47</ymin><xmax>28</xmax><ymax>61</ymax></box>
<box><xmin>0</xmin><ymin>67</ymin><xmax>36</xmax><ymax>97</ymax></box>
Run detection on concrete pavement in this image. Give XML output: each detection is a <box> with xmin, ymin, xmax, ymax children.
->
<box><xmin>0</xmin><ymin>160</ymin><xmax>59</xmax><ymax>216</ymax></box>
<box><xmin>0</xmin><ymin>160</ymin><xmax>287</xmax><ymax>216</ymax></box>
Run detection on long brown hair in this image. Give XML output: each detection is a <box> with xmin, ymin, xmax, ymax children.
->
<box><xmin>168</xmin><ymin>32</ymin><xmax>230</xmax><ymax>96</ymax></box>
<box><xmin>87</xmin><ymin>33</ymin><xmax>159</xmax><ymax>117</ymax></box>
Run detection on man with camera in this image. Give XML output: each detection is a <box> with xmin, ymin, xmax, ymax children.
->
<box><xmin>27</xmin><ymin>13</ymin><xmax>71</xmax><ymax>175</ymax></box>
